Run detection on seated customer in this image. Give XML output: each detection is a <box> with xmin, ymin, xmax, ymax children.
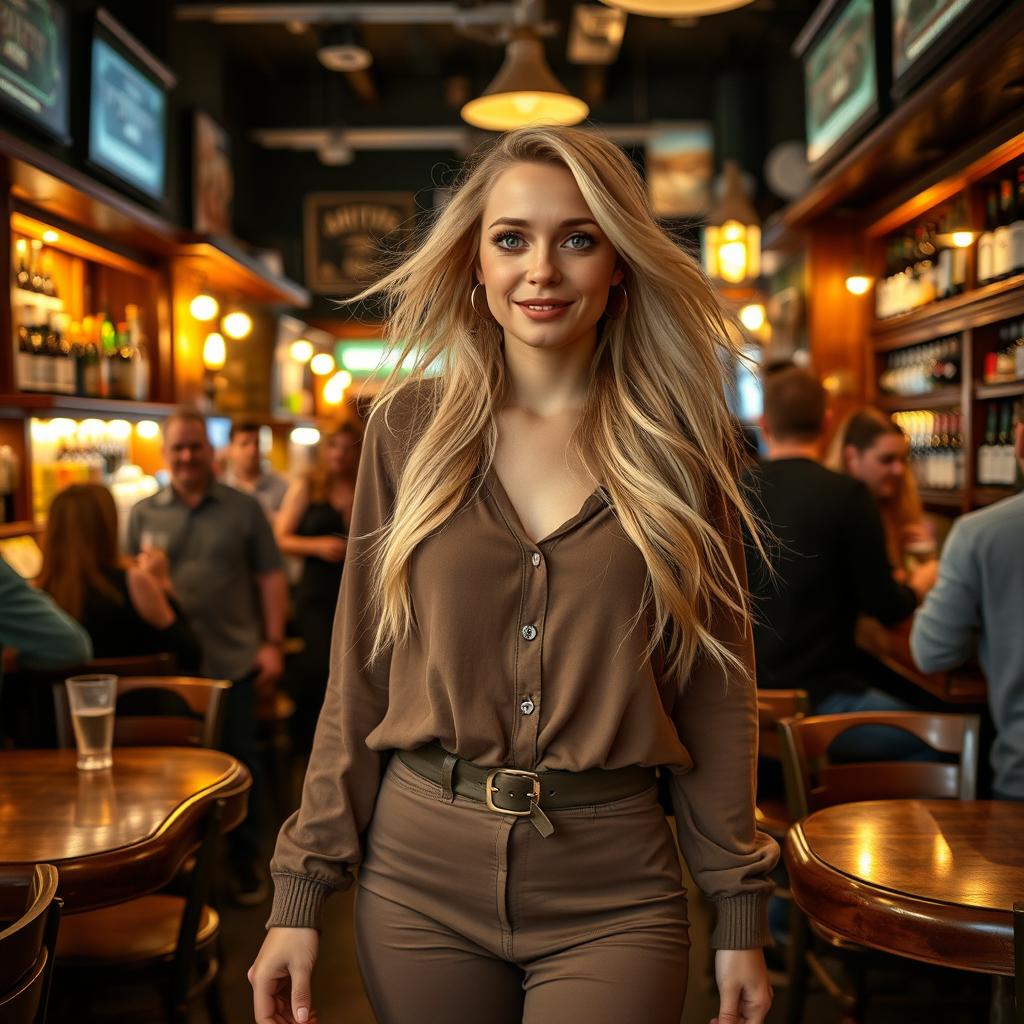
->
<box><xmin>37</xmin><ymin>483</ymin><xmax>200</xmax><ymax>672</ymax></box>
<box><xmin>910</xmin><ymin>408</ymin><xmax>1024</xmax><ymax>800</ymax></box>
<box><xmin>744</xmin><ymin>366</ymin><xmax>935</xmax><ymax>762</ymax></box>
<box><xmin>828</xmin><ymin>407</ymin><xmax>937</xmax><ymax>586</ymax></box>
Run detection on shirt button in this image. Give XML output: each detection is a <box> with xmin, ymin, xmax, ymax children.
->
<box><xmin>521</xmin><ymin>624</ymin><xmax>538</xmax><ymax>641</ymax></box>
<box><xmin>520</xmin><ymin>698</ymin><xmax>535</xmax><ymax>715</ymax></box>
<box><xmin>531</xmin><ymin>552</ymin><xmax>542</xmax><ymax>567</ymax></box>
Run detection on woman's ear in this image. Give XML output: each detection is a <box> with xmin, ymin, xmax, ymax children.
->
<box><xmin>611</xmin><ymin>264</ymin><xmax>625</xmax><ymax>287</ymax></box>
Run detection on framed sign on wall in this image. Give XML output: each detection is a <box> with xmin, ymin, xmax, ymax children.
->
<box><xmin>193</xmin><ymin>109</ymin><xmax>233</xmax><ymax>235</ymax></box>
<box><xmin>303</xmin><ymin>192</ymin><xmax>416</xmax><ymax>296</ymax></box>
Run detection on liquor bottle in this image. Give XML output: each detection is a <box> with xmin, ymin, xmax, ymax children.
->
<box><xmin>952</xmin><ymin>414</ymin><xmax>965</xmax><ymax>490</ymax></box>
<box><xmin>28</xmin><ymin>240</ymin><xmax>44</xmax><ymax>293</ymax></box>
<box><xmin>978</xmin><ymin>187</ymin><xmax>997</xmax><ymax>285</ymax></box>
<box><xmin>978</xmin><ymin>405</ymin><xmax>997</xmax><ymax>486</ymax></box>
<box><xmin>1011</xmin><ymin>163</ymin><xmax>1024</xmax><ymax>276</ymax></box>
<box><xmin>53</xmin><ymin>314</ymin><xmax>74</xmax><ymax>395</ymax></box>
<box><xmin>1014</xmin><ymin>321</ymin><xmax>1024</xmax><ymax>380</ymax></box>
<box><xmin>14</xmin><ymin>238</ymin><xmax>30</xmax><ymax>290</ymax></box>
<box><xmin>0</xmin><ymin>444</ymin><xmax>16</xmax><ymax>524</ymax></box>
<box><xmin>40</xmin><ymin>250</ymin><xmax>56</xmax><ymax>298</ymax></box>
<box><xmin>126</xmin><ymin>304</ymin><xmax>150</xmax><ymax>401</ymax></box>
<box><xmin>16</xmin><ymin>316</ymin><xmax>34</xmax><ymax>391</ymax></box>
<box><xmin>993</xmin><ymin>175</ymin><xmax>1015</xmax><ymax>280</ymax></box>
<box><xmin>936</xmin><ymin>211</ymin><xmax>953</xmax><ymax>301</ymax></box>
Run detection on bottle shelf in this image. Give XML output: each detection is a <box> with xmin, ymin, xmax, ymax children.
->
<box><xmin>877</xmin><ymin>387</ymin><xmax>963</xmax><ymax>411</ymax></box>
<box><xmin>973</xmin><ymin>486</ymin><xmax>1021</xmax><ymax>507</ymax></box>
<box><xmin>11</xmin><ymin>288</ymin><xmax>64</xmax><ymax>313</ymax></box>
<box><xmin>871</xmin><ymin>273</ymin><xmax>1024</xmax><ymax>349</ymax></box>
<box><xmin>0</xmin><ymin>394</ymin><xmax>176</xmax><ymax>418</ymax></box>
<box><xmin>918</xmin><ymin>489</ymin><xmax>966</xmax><ymax>509</ymax></box>
<box><xmin>975</xmin><ymin>380</ymin><xmax>1024</xmax><ymax>400</ymax></box>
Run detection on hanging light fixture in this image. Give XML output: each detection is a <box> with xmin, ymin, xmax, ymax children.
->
<box><xmin>290</xmin><ymin>339</ymin><xmax>314</xmax><ymax>364</ymax></box>
<box><xmin>599</xmin><ymin>0</ymin><xmax>755</xmax><ymax>16</ymax></box>
<box><xmin>703</xmin><ymin>160</ymin><xmax>761</xmax><ymax>285</ymax></box>
<box><xmin>222</xmin><ymin>309</ymin><xmax>253</xmax><ymax>340</ymax></box>
<box><xmin>190</xmin><ymin>293</ymin><xmax>219</xmax><ymax>322</ymax></box>
<box><xmin>203</xmin><ymin>332</ymin><xmax>226</xmax><ymax>370</ymax></box>
<box><xmin>310</xmin><ymin>352</ymin><xmax>336</xmax><ymax>376</ymax></box>
<box><xmin>461</xmin><ymin>28</ymin><xmax>588</xmax><ymax>131</ymax></box>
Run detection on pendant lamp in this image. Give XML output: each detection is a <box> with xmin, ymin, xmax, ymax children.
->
<box><xmin>600</xmin><ymin>0</ymin><xmax>754</xmax><ymax>16</ymax></box>
<box><xmin>461</xmin><ymin>29</ymin><xmax>588</xmax><ymax>132</ymax></box>
<box><xmin>703</xmin><ymin>160</ymin><xmax>761</xmax><ymax>285</ymax></box>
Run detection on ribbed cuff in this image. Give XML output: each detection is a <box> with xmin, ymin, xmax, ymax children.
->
<box><xmin>710</xmin><ymin>891</ymin><xmax>772</xmax><ymax>949</ymax></box>
<box><xmin>266</xmin><ymin>873</ymin><xmax>337</xmax><ymax>930</ymax></box>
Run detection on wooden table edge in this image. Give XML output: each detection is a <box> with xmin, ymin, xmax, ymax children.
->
<box><xmin>785</xmin><ymin>821</ymin><xmax>1015</xmax><ymax>977</ymax></box>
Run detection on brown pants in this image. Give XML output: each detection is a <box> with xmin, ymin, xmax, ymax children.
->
<box><xmin>354</xmin><ymin>753</ymin><xmax>691</xmax><ymax>1024</ymax></box>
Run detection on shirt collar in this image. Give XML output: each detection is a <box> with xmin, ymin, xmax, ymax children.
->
<box><xmin>156</xmin><ymin>479</ymin><xmax>224</xmax><ymax>507</ymax></box>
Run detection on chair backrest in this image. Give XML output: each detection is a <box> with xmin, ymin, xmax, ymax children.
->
<box><xmin>0</xmin><ymin>951</ymin><xmax>48</xmax><ymax>1024</ymax></box>
<box><xmin>778</xmin><ymin>711</ymin><xmax>981</xmax><ymax>819</ymax></box>
<box><xmin>0</xmin><ymin>865</ymin><xmax>60</xmax><ymax>1015</ymax></box>
<box><xmin>53</xmin><ymin>677</ymin><xmax>231</xmax><ymax>750</ymax></box>
<box><xmin>757</xmin><ymin>689</ymin><xmax>810</xmax><ymax>760</ymax></box>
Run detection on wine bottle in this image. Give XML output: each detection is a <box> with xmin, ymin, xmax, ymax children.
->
<box><xmin>1011</xmin><ymin>163</ymin><xmax>1024</xmax><ymax>276</ymax></box>
<box><xmin>978</xmin><ymin>187</ymin><xmax>997</xmax><ymax>284</ymax></box>
<box><xmin>14</xmin><ymin>238</ymin><xmax>30</xmax><ymax>290</ymax></box>
<box><xmin>993</xmin><ymin>175</ymin><xmax>1014</xmax><ymax>280</ymax></box>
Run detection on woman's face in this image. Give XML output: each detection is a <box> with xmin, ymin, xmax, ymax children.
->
<box><xmin>844</xmin><ymin>432</ymin><xmax>907</xmax><ymax>502</ymax></box>
<box><xmin>323</xmin><ymin>432</ymin><xmax>358</xmax><ymax>477</ymax></box>
<box><xmin>476</xmin><ymin>161</ymin><xmax>623</xmax><ymax>357</ymax></box>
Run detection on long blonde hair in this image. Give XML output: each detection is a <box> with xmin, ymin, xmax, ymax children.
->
<box><xmin>826</xmin><ymin>406</ymin><xmax>925</xmax><ymax>568</ymax></box>
<box><xmin>349</xmin><ymin>125</ymin><xmax>757</xmax><ymax>688</ymax></box>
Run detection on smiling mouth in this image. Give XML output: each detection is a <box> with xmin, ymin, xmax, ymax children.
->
<box><xmin>515</xmin><ymin>300</ymin><xmax>574</xmax><ymax>311</ymax></box>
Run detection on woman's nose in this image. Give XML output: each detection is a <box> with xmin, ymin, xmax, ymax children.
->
<box><xmin>527</xmin><ymin>248</ymin><xmax>560</xmax><ymax>285</ymax></box>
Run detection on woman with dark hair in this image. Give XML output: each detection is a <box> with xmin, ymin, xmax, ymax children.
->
<box><xmin>275</xmin><ymin>422</ymin><xmax>360</xmax><ymax>751</ymax></box>
<box><xmin>37</xmin><ymin>483</ymin><xmax>200</xmax><ymax>672</ymax></box>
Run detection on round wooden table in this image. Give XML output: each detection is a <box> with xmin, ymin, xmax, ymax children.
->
<box><xmin>0</xmin><ymin>748</ymin><xmax>250</xmax><ymax>912</ymax></box>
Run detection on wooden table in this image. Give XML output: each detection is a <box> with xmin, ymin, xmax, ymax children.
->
<box><xmin>786</xmin><ymin>799</ymin><xmax>1024</xmax><ymax>1018</ymax></box>
<box><xmin>0</xmin><ymin>748</ymin><xmax>250</xmax><ymax>912</ymax></box>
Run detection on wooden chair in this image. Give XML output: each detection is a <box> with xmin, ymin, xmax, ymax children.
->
<box><xmin>778</xmin><ymin>710</ymin><xmax>981</xmax><ymax>1024</ymax></box>
<box><xmin>257</xmin><ymin>690</ymin><xmax>297</xmax><ymax>819</ymax></box>
<box><xmin>756</xmin><ymin>689</ymin><xmax>810</xmax><ymax>840</ymax></box>
<box><xmin>53</xmin><ymin>676</ymin><xmax>229</xmax><ymax>751</ymax></box>
<box><xmin>0</xmin><ymin>865</ymin><xmax>61</xmax><ymax>1024</ymax></box>
<box><xmin>50</xmin><ymin>676</ymin><xmax>234</xmax><ymax>1024</ymax></box>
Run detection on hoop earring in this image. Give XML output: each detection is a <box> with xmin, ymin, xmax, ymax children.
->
<box><xmin>604</xmin><ymin>282</ymin><xmax>629</xmax><ymax>320</ymax></box>
<box><xmin>471</xmin><ymin>282</ymin><xmax>491</xmax><ymax>319</ymax></box>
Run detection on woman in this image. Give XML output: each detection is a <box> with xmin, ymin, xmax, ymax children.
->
<box><xmin>37</xmin><ymin>483</ymin><xmax>200</xmax><ymax>672</ymax></box>
<box><xmin>249</xmin><ymin>126</ymin><xmax>778</xmax><ymax>1024</ymax></box>
<box><xmin>275</xmin><ymin>422</ymin><xmax>359</xmax><ymax>752</ymax></box>
<box><xmin>828</xmin><ymin>407</ymin><xmax>938</xmax><ymax>585</ymax></box>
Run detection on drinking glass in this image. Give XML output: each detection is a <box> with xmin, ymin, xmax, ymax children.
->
<box><xmin>65</xmin><ymin>674</ymin><xmax>117</xmax><ymax>770</ymax></box>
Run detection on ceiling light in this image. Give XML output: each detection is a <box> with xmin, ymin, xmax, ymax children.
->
<box><xmin>322</xmin><ymin>372</ymin><xmax>348</xmax><ymax>405</ymax></box>
<box><xmin>600</xmin><ymin>0</ymin><xmax>755</xmax><ymax>16</ymax></box>
<box><xmin>310</xmin><ymin>352</ymin><xmax>336</xmax><ymax>376</ymax></box>
<box><xmin>290</xmin><ymin>339</ymin><xmax>314</xmax><ymax>363</ymax></box>
<box><xmin>190</xmin><ymin>293</ymin><xmax>219</xmax><ymax>321</ymax></box>
<box><xmin>290</xmin><ymin>427</ymin><xmax>321</xmax><ymax>446</ymax></box>
<box><xmin>461</xmin><ymin>29</ymin><xmax>589</xmax><ymax>131</ymax></box>
<box><xmin>222</xmin><ymin>310</ymin><xmax>253</xmax><ymax>339</ymax></box>
<box><xmin>739</xmin><ymin>303</ymin><xmax>766</xmax><ymax>331</ymax></box>
<box><xmin>703</xmin><ymin>160</ymin><xmax>760</xmax><ymax>285</ymax></box>
<box><xmin>318</xmin><ymin>24</ymin><xmax>372</xmax><ymax>72</ymax></box>
<box><xmin>318</xmin><ymin>129</ymin><xmax>354</xmax><ymax>166</ymax></box>
<box><xmin>845</xmin><ymin>275</ymin><xmax>873</xmax><ymax>296</ymax></box>
<box><xmin>42</xmin><ymin>229</ymin><xmax>59</xmax><ymax>244</ymax></box>
<box><xmin>136</xmin><ymin>420</ymin><xmax>160</xmax><ymax>440</ymax></box>
<box><xmin>203</xmin><ymin>332</ymin><xmax>226</xmax><ymax>370</ymax></box>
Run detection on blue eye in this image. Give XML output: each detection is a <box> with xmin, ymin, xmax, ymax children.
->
<box><xmin>565</xmin><ymin>232</ymin><xmax>595</xmax><ymax>250</ymax></box>
<box><xmin>492</xmin><ymin>231</ymin><xmax>525</xmax><ymax>250</ymax></box>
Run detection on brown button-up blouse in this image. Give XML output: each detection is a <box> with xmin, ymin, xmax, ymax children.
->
<box><xmin>269</xmin><ymin>378</ymin><xmax>779</xmax><ymax>949</ymax></box>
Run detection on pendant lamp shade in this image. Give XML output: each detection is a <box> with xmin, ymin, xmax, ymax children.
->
<box><xmin>600</xmin><ymin>0</ymin><xmax>754</xmax><ymax>16</ymax></box>
<box><xmin>461</xmin><ymin>30</ymin><xmax>589</xmax><ymax>131</ymax></box>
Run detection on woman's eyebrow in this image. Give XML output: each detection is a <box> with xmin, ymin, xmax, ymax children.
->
<box><xmin>487</xmin><ymin>217</ymin><xmax>598</xmax><ymax>229</ymax></box>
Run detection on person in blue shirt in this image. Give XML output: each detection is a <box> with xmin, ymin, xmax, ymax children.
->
<box><xmin>910</xmin><ymin>409</ymin><xmax>1024</xmax><ymax>801</ymax></box>
<box><xmin>0</xmin><ymin>553</ymin><xmax>92</xmax><ymax>675</ymax></box>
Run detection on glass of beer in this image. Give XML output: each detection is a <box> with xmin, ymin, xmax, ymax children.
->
<box><xmin>65</xmin><ymin>675</ymin><xmax>117</xmax><ymax>770</ymax></box>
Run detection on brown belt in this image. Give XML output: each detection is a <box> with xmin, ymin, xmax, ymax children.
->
<box><xmin>396</xmin><ymin>741</ymin><xmax>658</xmax><ymax>838</ymax></box>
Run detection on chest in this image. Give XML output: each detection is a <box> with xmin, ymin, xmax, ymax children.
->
<box><xmin>492</xmin><ymin>414</ymin><xmax>600</xmax><ymax>546</ymax></box>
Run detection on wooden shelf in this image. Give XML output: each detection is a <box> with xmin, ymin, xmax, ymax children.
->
<box><xmin>877</xmin><ymin>387</ymin><xmax>963</xmax><ymax>411</ymax></box>
<box><xmin>975</xmin><ymin>380</ymin><xmax>1024</xmax><ymax>401</ymax></box>
<box><xmin>763</xmin><ymin>1</ymin><xmax>1024</xmax><ymax>250</ymax></box>
<box><xmin>973</xmin><ymin>486</ymin><xmax>1021</xmax><ymax>507</ymax></box>
<box><xmin>0</xmin><ymin>520</ymin><xmax>40</xmax><ymax>540</ymax></box>
<box><xmin>871</xmin><ymin>274</ymin><xmax>1024</xmax><ymax>348</ymax></box>
<box><xmin>175</xmin><ymin>236</ymin><xmax>309</xmax><ymax>307</ymax></box>
<box><xmin>10</xmin><ymin>288</ymin><xmax>64</xmax><ymax>313</ymax></box>
<box><xmin>918</xmin><ymin>489</ymin><xmax>966</xmax><ymax>510</ymax></box>
<box><xmin>0</xmin><ymin>394</ymin><xmax>178</xmax><ymax>419</ymax></box>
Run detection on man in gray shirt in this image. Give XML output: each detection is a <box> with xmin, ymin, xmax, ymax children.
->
<box><xmin>222</xmin><ymin>420</ymin><xmax>289</xmax><ymax>526</ymax></box>
<box><xmin>910</xmin><ymin>411</ymin><xmax>1024</xmax><ymax>800</ymax></box>
<box><xmin>129</xmin><ymin>409</ymin><xmax>288</xmax><ymax>902</ymax></box>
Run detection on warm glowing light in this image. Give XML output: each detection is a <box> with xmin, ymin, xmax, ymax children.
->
<box><xmin>50</xmin><ymin>418</ymin><xmax>77</xmax><ymax>439</ymax></box>
<box><xmin>322</xmin><ymin>372</ymin><xmax>348</xmax><ymax>405</ymax></box>
<box><xmin>739</xmin><ymin>303</ymin><xmax>766</xmax><ymax>332</ymax></box>
<box><xmin>42</xmin><ymin>230</ymin><xmax>59</xmax><ymax>244</ymax></box>
<box><xmin>290</xmin><ymin>427</ymin><xmax>321</xmax><ymax>446</ymax></box>
<box><xmin>222</xmin><ymin>310</ymin><xmax>253</xmax><ymax>339</ymax></box>
<box><xmin>203</xmin><ymin>332</ymin><xmax>226</xmax><ymax>370</ymax></box>
<box><xmin>951</xmin><ymin>231</ymin><xmax>975</xmax><ymax>248</ymax></box>
<box><xmin>310</xmin><ymin>352</ymin><xmax>335</xmax><ymax>376</ymax></box>
<box><xmin>337</xmin><ymin>370</ymin><xmax>353</xmax><ymax>388</ymax></box>
<box><xmin>600</xmin><ymin>0</ymin><xmax>754</xmax><ymax>15</ymax></box>
<box><xmin>845</xmin><ymin>275</ymin><xmax>873</xmax><ymax>296</ymax></box>
<box><xmin>190</xmin><ymin>294</ymin><xmax>220</xmax><ymax>322</ymax></box>
<box><xmin>136</xmin><ymin>420</ymin><xmax>160</xmax><ymax>440</ymax></box>
<box><xmin>290</xmin><ymin>339</ymin><xmax>314</xmax><ymax>364</ymax></box>
<box><xmin>30</xmin><ymin>419</ymin><xmax>54</xmax><ymax>443</ymax></box>
<box><xmin>108</xmin><ymin>419</ymin><xmax>132</xmax><ymax>442</ymax></box>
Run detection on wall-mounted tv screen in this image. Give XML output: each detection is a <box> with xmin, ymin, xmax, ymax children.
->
<box><xmin>0</xmin><ymin>0</ymin><xmax>70</xmax><ymax>144</ymax></box>
<box><xmin>88</xmin><ymin>8</ymin><xmax>174</xmax><ymax>203</ymax></box>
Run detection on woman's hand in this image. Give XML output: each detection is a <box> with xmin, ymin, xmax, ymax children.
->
<box><xmin>314</xmin><ymin>536</ymin><xmax>347</xmax><ymax>563</ymax></box>
<box><xmin>711</xmin><ymin>948</ymin><xmax>773</xmax><ymax>1024</ymax></box>
<box><xmin>248</xmin><ymin>926</ymin><xmax>320</xmax><ymax>1024</ymax></box>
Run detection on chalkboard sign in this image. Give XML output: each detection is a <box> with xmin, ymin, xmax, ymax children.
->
<box><xmin>0</xmin><ymin>0</ymin><xmax>69</xmax><ymax>144</ymax></box>
<box><xmin>88</xmin><ymin>8</ymin><xmax>175</xmax><ymax>204</ymax></box>
<box><xmin>304</xmin><ymin>192</ymin><xmax>416</xmax><ymax>296</ymax></box>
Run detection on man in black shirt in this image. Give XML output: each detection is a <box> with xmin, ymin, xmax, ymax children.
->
<box><xmin>744</xmin><ymin>366</ymin><xmax>936</xmax><ymax>761</ymax></box>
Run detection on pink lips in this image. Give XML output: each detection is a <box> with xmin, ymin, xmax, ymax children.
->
<box><xmin>514</xmin><ymin>298</ymin><xmax>574</xmax><ymax>322</ymax></box>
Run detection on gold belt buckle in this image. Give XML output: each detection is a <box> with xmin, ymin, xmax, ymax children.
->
<box><xmin>485</xmin><ymin>768</ymin><xmax>541</xmax><ymax>816</ymax></box>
